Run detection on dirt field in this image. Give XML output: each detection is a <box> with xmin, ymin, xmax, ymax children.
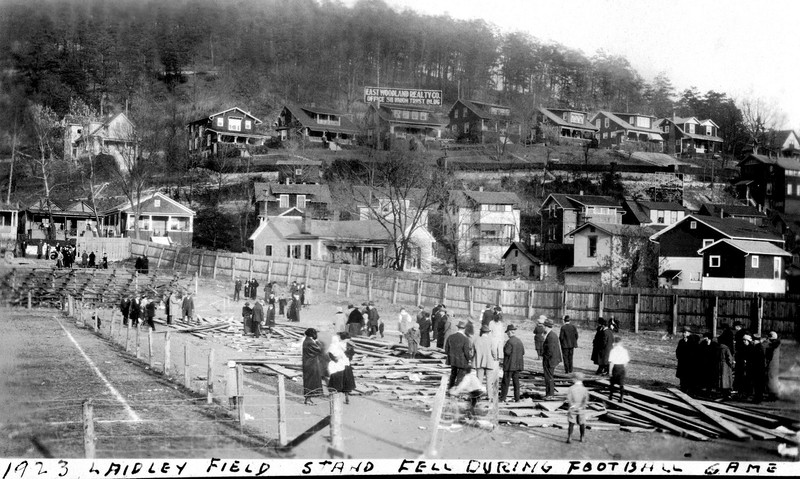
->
<box><xmin>2</xmin><ymin>262</ymin><xmax>799</xmax><ymax>461</ymax></box>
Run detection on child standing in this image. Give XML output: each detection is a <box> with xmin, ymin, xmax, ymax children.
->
<box><xmin>608</xmin><ymin>336</ymin><xmax>630</xmax><ymax>403</ymax></box>
<box><xmin>566</xmin><ymin>372</ymin><xmax>589</xmax><ymax>444</ymax></box>
<box><xmin>405</xmin><ymin>322</ymin><xmax>420</xmax><ymax>359</ymax></box>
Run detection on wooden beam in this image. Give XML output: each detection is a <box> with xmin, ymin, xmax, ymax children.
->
<box><xmin>279</xmin><ymin>416</ymin><xmax>331</xmax><ymax>451</ymax></box>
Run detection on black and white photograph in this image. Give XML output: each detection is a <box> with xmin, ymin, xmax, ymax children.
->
<box><xmin>0</xmin><ymin>0</ymin><xmax>799</xmax><ymax>475</ymax></box>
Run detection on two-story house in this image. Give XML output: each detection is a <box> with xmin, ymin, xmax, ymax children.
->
<box><xmin>649</xmin><ymin>214</ymin><xmax>783</xmax><ymax>290</ymax></box>
<box><xmin>186</xmin><ymin>107</ymin><xmax>268</xmax><ymax>158</ymax></box>
<box><xmin>447</xmin><ymin>99</ymin><xmax>514</xmax><ymax>143</ymax></box>
<box><xmin>655</xmin><ymin>117</ymin><xmax>723</xmax><ymax>158</ymax></box>
<box><xmin>766</xmin><ymin>130</ymin><xmax>800</xmax><ymax>158</ymax></box>
<box><xmin>273</xmin><ymin>104</ymin><xmax>358</xmax><ymax>147</ymax></box>
<box><xmin>252</xmin><ymin>182</ymin><xmax>333</xmax><ymax>221</ymax></box>
<box><xmin>351</xmin><ymin>186</ymin><xmax>433</xmax><ymax>228</ymax></box>
<box><xmin>592</xmin><ymin>111</ymin><xmax>664</xmax><ymax>151</ymax></box>
<box><xmin>99</xmin><ymin>192</ymin><xmax>195</xmax><ymax>246</ymax></box>
<box><xmin>564</xmin><ymin>222</ymin><xmax>657</xmax><ymax>287</ymax></box>
<box><xmin>536</xmin><ymin>107</ymin><xmax>598</xmax><ymax>141</ymax></box>
<box><xmin>697</xmin><ymin>239</ymin><xmax>789</xmax><ymax>293</ymax></box>
<box><xmin>445</xmin><ymin>189</ymin><xmax>521</xmax><ymax>263</ymax></box>
<box><xmin>622</xmin><ymin>199</ymin><xmax>686</xmax><ymax>227</ymax></box>
<box><xmin>365</xmin><ymin>104</ymin><xmax>448</xmax><ymax>150</ymax></box>
<box><xmin>697</xmin><ymin>203</ymin><xmax>767</xmax><ymax>227</ymax></box>
<box><xmin>64</xmin><ymin>112</ymin><xmax>137</xmax><ymax>172</ymax></box>
<box><xmin>736</xmin><ymin>153</ymin><xmax>800</xmax><ymax>215</ymax></box>
<box><xmin>540</xmin><ymin>194</ymin><xmax>625</xmax><ymax>245</ymax></box>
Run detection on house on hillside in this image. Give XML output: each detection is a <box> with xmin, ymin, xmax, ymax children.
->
<box><xmin>0</xmin><ymin>202</ymin><xmax>19</xmax><ymax>241</ymax></box>
<box><xmin>735</xmin><ymin>153</ymin><xmax>800</xmax><ymax>215</ymax></box>
<box><xmin>252</xmin><ymin>182</ymin><xmax>332</xmax><ymax>220</ymax></box>
<box><xmin>64</xmin><ymin>112</ymin><xmax>137</xmax><ymax>171</ymax></box>
<box><xmin>249</xmin><ymin>155</ymin><xmax>323</xmax><ymax>184</ymax></box>
<box><xmin>365</xmin><ymin>104</ymin><xmax>448</xmax><ymax>150</ymax></box>
<box><xmin>766</xmin><ymin>130</ymin><xmax>800</xmax><ymax>158</ymax></box>
<box><xmin>655</xmin><ymin>117</ymin><xmax>723</xmax><ymax>158</ymax></box>
<box><xmin>540</xmin><ymin>193</ymin><xmax>624</xmax><ymax>245</ymax></box>
<box><xmin>697</xmin><ymin>203</ymin><xmax>767</xmax><ymax>226</ymax></box>
<box><xmin>248</xmin><ymin>217</ymin><xmax>435</xmax><ymax>272</ymax></box>
<box><xmin>622</xmin><ymin>199</ymin><xmax>686</xmax><ymax>227</ymax></box>
<box><xmin>563</xmin><ymin>222</ymin><xmax>656</xmax><ymax>287</ymax></box>
<box><xmin>592</xmin><ymin>111</ymin><xmax>664</xmax><ymax>151</ymax></box>
<box><xmin>186</xmin><ymin>107</ymin><xmax>267</xmax><ymax>158</ymax></box>
<box><xmin>444</xmin><ymin>189</ymin><xmax>521</xmax><ymax>263</ymax></box>
<box><xmin>649</xmin><ymin>214</ymin><xmax>784</xmax><ymax>290</ymax></box>
<box><xmin>352</xmin><ymin>186</ymin><xmax>433</xmax><ymax>228</ymax></box>
<box><xmin>501</xmin><ymin>242</ymin><xmax>541</xmax><ymax>278</ymax></box>
<box><xmin>697</xmin><ymin>239</ymin><xmax>789</xmax><ymax>293</ymax></box>
<box><xmin>273</xmin><ymin>104</ymin><xmax>358</xmax><ymax>147</ymax></box>
<box><xmin>99</xmin><ymin>192</ymin><xmax>195</xmax><ymax>246</ymax></box>
<box><xmin>536</xmin><ymin>107</ymin><xmax>598</xmax><ymax>141</ymax></box>
<box><xmin>447</xmin><ymin>99</ymin><xmax>515</xmax><ymax>143</ymax></box>
<box><xmin>22</xmin><ymin>199</ymin><xmax>97</xmax><ymax>242</ymax></box>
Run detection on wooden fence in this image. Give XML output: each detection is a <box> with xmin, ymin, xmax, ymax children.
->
<box><xmin>76</xmin><ymin>237</ymin><xmax>131</xmax><ymax>262</ymax></box>
<box><xmin>130</xmin><ymin>239</ymin><xmax>799</xmax><ymax>336</ymax></box>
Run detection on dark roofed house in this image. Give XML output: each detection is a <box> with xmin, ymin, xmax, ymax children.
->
<box><xmin>767</xmin><ymin>130</ymin><xmax>800</xmax><ymax>158</ymax></box>
<box><xmin>540</xmin><ymin>193</ymin><xmax>625</xmax><ymax>245</ymax></box>
<box><xmin>0</xmin><ymin>202</ymin><xmax>20</xmax><ymax>254</ymax></box>
<box><xmin>622</xmin><ymin>199</ymin><xmax>686</xmax><ymax>227</ymax></box>
<box><xmin>536</xmin><ymin>107</ymin><xmax>598</xmax><ymax>141</ymax></box>
<box><xmin>655</xmin><ymin>116</ymin><xmax>723</xmax><ymax>158</ymax></box>
<box><xmin>274</xmin><ymin>104</ymin><xmax>358</xmax><ymax>148</ymax></box>
<box><xmin>22</xmin><ymin>198</ymin><xmax>98</xmax><ymax>242</ymax></box>
<box><xmin>698</xmin><ymin>239</ymin><xmax>789</xmax><ymax>293</ymax></box>
<box><xmin>501</xmin><ymin>242</ymin><xmax>541</xmax><ymax>278</ymax></box>
<box><xmin>697</xmin><ymin>202</ymin><xmax>767</xmax><ymax>226</ymax></box>
<box><xmin>187</xmin><ymin>107</ymin><xmax>267</xmax><ymax>158</ymax></box>
<box><xmin>365</xmin><ymin>103</ymin><xmax>448</xmax><ymax>150</ymax></box>
<box><xmin>447</xmin><ymin>99</ymin><xmax>515</xmax><ymax>144</ymax></box>
<box><xmin>445</xmin><ymin>189</ymin><xmax>521</xmax><ymax>263</ymax></box>
<box><xmin>99</xmin><ymin>192</ymin><xmax>195</xmax><ymax>246</ymax></box>
<box><xmin>253</xmin><ymin>182</ymin><xmax>332</xmax><ymax>220</ymax></box>
<box><xmin>736</xmin><ymin>153</ymin><xmax>800</xmax><ymax>215</ymax></box>
<box><xmin>593</xmin><ymin>111</ymin><xmax>664</xmax><ymax>151</ymax></box>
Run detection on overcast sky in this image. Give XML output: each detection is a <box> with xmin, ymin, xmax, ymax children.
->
<box><xmin>370</xmin><ymin>0</ymin><xmax>800</xmax><ymax>129</ymax></box>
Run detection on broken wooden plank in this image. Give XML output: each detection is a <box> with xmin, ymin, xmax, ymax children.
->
<box><xmin>667</xmin><ymin>388</ymin><xmax>750</xmax><ymax>441</ymax></box>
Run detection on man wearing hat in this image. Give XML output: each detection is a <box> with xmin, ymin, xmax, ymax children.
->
<box><xmin>472</xmin><ymin>323</ymin><xmax>499</xmax><ymax>398</ymax></box>
<box><xmin>591</xmin><ymin>318</ymin><xmax>614</xmax><ymax>375</ymax></box>
<box><xmin>241</xmin><ymin>301</ymin><xmax>253</xmax><ymax>336</ymax></box>
<box><xmin>444</xmin><ymin>320</ymin><xmax>472</xmax><ymax>390</ymax></box>
<box><xmin>541</xmin><ymin>318</ymin><xmax>563</xmax><ymax>399</ymax></box>
<box><xmin>747</xmin><ymin>334</ymin><xmax>767</xmax><ymax>403</ymax></box>
<box><xmin>501</xmin><ymin>324</ymin><xmax>525</xmax><ymax>402</ymax></box>
<box><xmin>534</xmin><ymin>315</ymin><xmax>547</xmax><ymax>359</ymax></box>
<box><xmin>676</xmin><ymin>327</ymin><xmax>698</xmax><ymax>393</ymax></box>
<box><xmin>481</xmin><ymin>304</ymin><xmax>494</xmax><ymax>328</ymax></box>
<box><xmin>559</xmin><ymin>315</ymin><xmax>579</xmax><ymax>374</ymax></box>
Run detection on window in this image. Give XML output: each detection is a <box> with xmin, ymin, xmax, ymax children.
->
<box><xmin>788</xmin><ymin>184</ymin><xmax>793</xmax><ymax>196</ymax></box>
<box><xmin>411</xmin><ymin>111</ymin><xmax>419</xmax><ymax>120</ymax></box>
<box><xmin>515</xmin><ymin>250</ymin><xmax>518</xmax><ymax>257</ymax></box>
<box><xmin>279</xmin><ymin>194</ymin><xmax>289</xmax><ymax>208</ymax></box>
<box><xmin>657</xmin><ymin>211</ymin><xmax>665</xmax><ymax>223</ymax></box>
<box><xmin>774</xmin><ymin>257</ymin><xmax>782</xmax><ymax>279</ymax></box>
<box><xmin>604</xmin><ymin>118</ymin><xmax>609</xmax><ymax>128</ymax></box>
<box><xmin>291</xmin><ymin>245</ymin><xmax>301</xmax><ymax>259</ymax></box>
<box><xmin>228</xmin><ymin>117</ymin><xmax>242</xmax><ymax>132</ymax></box>
<box><xmin>702</xmin><ymin>239</ymin><xmax>714</xmax><ymax>248</ymax></box>
<box><xmin>690</xmin><ymin>221</ymin><xmax>697</xmax><ymax>229</ymax></box>
<box><xmin>402</xmin><ymin>110</ymin><xmax>410</xmax><ymax>120</ymax></box>
<box><xmin>295</xmin><ymin>168</ymin><xmax>303</xmax><ymax>176</ymax></box>
<box><xmin>154</xmin><ymin>199</ymin><xmax>161</xmax><ymax>207</ymax></box>
<box><xmin>588</xmin><ymin>236</ymin><xmax>597</xmax><ymax>257</ymax></box>
<box><xmin>420</xmin><ymin>112</ymin><xmax>429</xmax><ymax>121</ymax></box>
<box><xmin>297</xmin><ymin>195</ymin><xmax>306</xmax><ymax>209</ymax></box>
<box><xmin>265</xmin><ymin>245</ymin><xmax>273</xmax><ymax>256</ymax></box>
<box><xmin>602</xmin><ymin>132</ymin><xmax>607</xmax><ymax>139</ymax></box>
<box><xmin>454</xmin><ymin>109</ymin><xmax>459</xmax><ymax>119</ymax></box>
<box><xmin>710</xmin><ymin>255</ymin><xmax>721</xmax><ymax>267</ymax></box>
<box><xmin>767</xmin><ymin>183</ymin><xmax>773</xmax><ymax>195</ymax></box>
<box><xmin>464</xmin><ymin>123</ymin><xmax>470</xmax><ymax>133</ymax></box>
<box><xmin>688</xmin><ymin>123</ymin><xmax>695</xmax><ymax>134</ymax></box>
<box><xmin>670</xmin><ymin>211</ymin><xmax>679</xmax><ymax>224</ymax></box>
<box><xmin>304</xmin><ymin>244</ymin><xmax>312</xmax><ymax>260</ymax></box>
<box><xmin>751</xmin><ymin>255</ymin><xmax>759</xmax><ymax>268</ymax></box>
<box><xmin>511</xmin><ymin>264</ymin><xmax>518</xmax><ymax>275</ymax></box>
<box><xmin>215</xmin><ymin>117</ymin><xmax>224</xmax><ymax>127</ymax></box>
<box><xmin>245</xmin><ymin>120</ymin><xmax>252</xmax><ymax>130</ymax></box>
<box><xmin>706</xmin><ymin>125</ymin><xmax>713</xmax><ymax>136</ymax></box>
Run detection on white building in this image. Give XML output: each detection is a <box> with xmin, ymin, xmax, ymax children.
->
<box><xmin>445</xmin><ymin>189</ymin><xmax>521</xmax><ymax>264</ymax></box>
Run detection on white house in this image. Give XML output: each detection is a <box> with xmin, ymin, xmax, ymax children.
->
<box><xmin>445</xmin><ymin>189</ymin><xmax>521</xmax><ymax>264</ymax></box>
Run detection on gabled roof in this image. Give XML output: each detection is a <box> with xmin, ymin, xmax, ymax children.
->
<box><xmin>541</xmin><ymin>193</ymin><xmax>621</xmax><ymax>210</ymax></box>
<box><xmin>253</xmin><ymin>182</ymin><xmax>332</xmax><ymax>204</ymax></box>
<box><xmin>538</xmin><ymin>107</ymin><xmax>598</xmax><ymax>131</ymax></box>
<box><xmin>189</xmin><ymin>106</ymin><xmax>262</xmax><ymax>125</ymax></box>
<box><xmin>352</xmin><ymin>186</ymin><xmax>433</xmax><ymax>210</ymax></box>
<box><xmin>278</xmin><ymin>104</ymin><xmax>358</xmax><ymax>135</ymax></box>
<box><xmin>253</xmin><ymin>217</ymin><xmax>397</xmax><ymax>243</ymax></box>
<box><xmin>698</xmin><ymin>203</ymin><xmax>766</xmax><ymax>218</ymax></box>
<box><xmin>449</xmin><ymin>190</ymin><xmax>521</xmax><ymax>207</ymax></box>
<box><xmin>738</xmin><ymin>154</ymin><xmax>800</xmax><ymax>171</ymax></box>
<box><xmin>565</xmin><ymin>222</ymin><xmax>656</xmax><ymax>238</ymax></box>
<box><xmin>649</xmin><ymin>214</ymin><xmax>782</xmax><ymax>243</ymax></box>
<box><xmin>698</xmin><ymin>239</ymin><xmax>790</xmax><ymax>257</ymax></box>
<box><xmin>451</xmin><ymin>99</ymin><xmax>511</xmax><ymax>120</ymax></box>
<box><xmin>105</xmin><ymin>191</ymin><xmax>195</xmax><ymax>216</ymax></box>
<box><xmin>623</xmin><ymin>199</ymin><xmax>651</xmax><ymax>224</ymax></box>
<box><xmin>501</xmin><ymin>241</ymin><xmax>541</xmax><ymax>264</ymax></box>
<box><xmin>598</xmin><ymin>111</ymin><xmax>662</xmax><ymax>134</ymax></box>
<box><xmin>637</xmin><ymin>201</ymin><xmax>686</xmax><ymax>211</ymax></box>
<box><xmin>0</xmin><ymin>201</ymin><xmax>20</xmax><ymax>211</ymax></box>
<box><xmin>773</xmin><ymin>130</ymin><xmax>800</xmax><ymax>148</ymax></box>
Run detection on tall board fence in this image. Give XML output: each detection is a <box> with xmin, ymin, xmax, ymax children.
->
<box><xmin>76</xmin><ymin>237</ymin><xmax>131</xmax><ymax>262</ymax></box>
<box><xmin>130</xmin><ymin>239</ymin><xmax>799</xmax><ymax>336</ymax></box>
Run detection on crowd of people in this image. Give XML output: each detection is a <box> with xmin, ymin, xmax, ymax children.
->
<box><xmin>35</xmin><ymin>242</ymin><xmax>108</xmax><ymax>270</ymax></box>
<box><xmin>676</xmin><ymin>323</ymin><xmax>782</xmax><ymax>403</ymax></box>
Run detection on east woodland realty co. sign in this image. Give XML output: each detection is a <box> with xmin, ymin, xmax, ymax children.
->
<box><xmin>365</xmin><ymin>86</ymin><xmax>442</xmax><ymax>106</ymax></box>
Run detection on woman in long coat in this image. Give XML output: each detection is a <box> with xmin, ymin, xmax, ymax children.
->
<box><xmin>418</xmin><ymin>311</ymin><xmax>431</xmax><ymax>347</ymax></box>
<box><xmin>265</xmin><ymin>302</ymin><xmax>276</xmax><ymax>334</ymax></box>
<box><xmin>287</xmin><ymin>294</ymin><xmax>301</xmax><ymax>322</ymax></box>
<box><xmin>251</xmin><ymin>300</ymin><xmax>264</xmax><ymax>338</ymax></box>
<box><xmin>717</xmin><ymin>340</ymin><xmax>735</xmax><ymax>398</ymax></box>
<box><xmin>766</xmin><ymin>332</ymin><xmax>781</xmax><ymax>399</ymax></box>
<box><xmin>302</xmin><ymin>328</ymin><xmax>324</xmax><ymax>404</ymax></box>
<box><xmin>591</xmin><ymin>319</ymin><xmax>613</xmax><ymax>375</ymax></box>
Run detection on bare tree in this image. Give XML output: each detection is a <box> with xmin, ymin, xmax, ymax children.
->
<box><xmin>738</xmin><ymin>97</ymin><xmax>787</xmax><ymax>155</ymax></box>
<box><xmin>25</xmin><ymin>103</ymin><xmax>65</xmax><ymax>240</ymax></box>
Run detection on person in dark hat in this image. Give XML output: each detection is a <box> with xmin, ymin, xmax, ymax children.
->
<box><xmin>302</xmin><ymin>328</ymin><xmax>324</xmax><ymax>405</ymax></box>
<box><xmin>444</xmin><ymin>319</ymin><xmax>472</xmax><ymax>390</ymax></box>
<box><xmin>591</xmin><ymin>318</ymin><xmax>613</xmax><ymax>375</ymax></box>
<box><xmin>501</xmin><ymin>324</ymin><xmax>525</xmax><ymax>402</ymax></box>
<box><xmin>676</xmin><ymin>327</ymin><xmax>698</xmax><ymax>393</ymax></box>
<box><xmin>472</xmin><ymin>323</ymin><xmax>498</xmax><ymax>397</ymax></box>
<box><xmin>481</xmin><ymin>303</ymin><xmax>494</xmax><ymax>328</ymax></box>
<box><xmin>560</xmin><ymin>315</ymin><xmax>579</xmax><ymax>374</ymax></box>
<box><xmin>241</xmin><ymin>301</ymin><xmax>253</xmax><ymax>336</ymax></box>
<box><xmin>541</xmin><ymin>318</ymin><xmax>562</xmax><ymax>399</ymax></box>
<box><xmin>534</xmin><ymin>315</ymin><xmax>547</xmax><ymax>358</ymax></box>
<box><xmin>435</xmin><ymin>304</ymin><xmax>449</xmax><ymax>349</ymax></box>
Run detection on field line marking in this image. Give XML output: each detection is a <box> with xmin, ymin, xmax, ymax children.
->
<box><xmin>54</xmin><ymin>316</ymin><xmax>141</xmax><ymax>422</ymax></box>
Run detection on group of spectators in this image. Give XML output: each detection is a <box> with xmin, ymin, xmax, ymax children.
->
<box><xmin>676</xmin><ymin>322</ymin><xmax>782</xmax><ymax>403</ymax></box>
<box><xmin>118</xmin><ymin>290</ymin><xmax>196</xmax><ymax>329</ymax></box>
<box><xmin>38</xmin><ymin>242</ymin><xmax>107</xmax><ymax>270</ymax></box>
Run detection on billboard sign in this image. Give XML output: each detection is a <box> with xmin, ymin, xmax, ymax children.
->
<box><xmin>364</xmin><ymin>87</ymin><xmax>442</xmax><ymax>106</ymax></box>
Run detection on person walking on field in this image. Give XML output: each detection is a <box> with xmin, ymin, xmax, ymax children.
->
<box><xmin>301</xmin><ymin>328</ymin><xmax>324</xmax><ymax>405</ymax></box>
<box><xmin>591</xmin><ymin>318</ymin><xmax>614</xmax><ymax>375</ymax></box>
<box><xmin>264</xmin><ymin>302</ymin><xmax>276</xmax><ymax>335</ymax></box>
<box><xmin>405</xmin><ymin>322</ymin><xmax>421</xmax><ymax>359</ymax></box>
<box><xmin>608</xmin><ymin>336</ymin><xmax>630</xmax><ymax>403</ymax></box>
<box><xmin>241</xmin><ymin>302</ymin><xmax>253</xmax><ymax>335</ymax></box>
<box><xmin>481</xmin><ymin>304</ymin><xmax>494</xmax><ymax>328</ymax></box>
<box><xmin>566</xmin><ymin>372</ymin><xmax>589</xmax><ymax>444</ymax></box>
<box><xmin>444</xmin><ymin>320</ymin><xmax>472</xmax><ymax>390</ymax></box>
<box><xmin>233</xmin><ymin>278</ymin><xmax>242</xmax><ymax>301</ymax></box>
<box><xmin>287</xmin><ymin>294</ymin><xmax>301</xmax><ymax>322</ymax></box>
<box><xmin>533</xmin><ymin>315</ymin><xmax>546</xmax><ymax>358</ymax></box>
<box><xmin>182</xmin><ymin>292</ymin><xmax>195</xmax><ymax>324</ymax></box>
<box><xmin>417</xmin><ymin>306</ymin><xmax>431</xmax><ymax>347</ymax></box>
<box><xmin>541</xmin><ymin>318</ymin><xmax>563</xmax><ymax>399</ymax></box>
<box><xmin>144</xmin><ymin>298</ymin><xmax>157</xmax><ymax>331</ymax></box>
<box><xmin>251</xmin><ymin>299</ymin><xmax>264</xmax><ymax>338</ymax></box>
<box><xmin>559</xmin><ymin>315</ymin><xmax>579</xmax><ymax>374</ymax></box>
<box><xmin>120</xmin><ymin>296</ymin><xmax>131</xmax><ymax>326</ymax></box>
<box><xmin>501</xmin><ymin>324</ymin><xmax>525</xmax><ymax>403</ymax></box>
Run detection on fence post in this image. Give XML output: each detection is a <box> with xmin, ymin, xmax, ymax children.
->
<box><xmin>277</xmin><ymin>374</ymin><xmax>287</xmax><ymax>446</ymax></box>
<box><xmin>391</xmin><ymin>276</ymin><xmax>398</xmax><ymax>304</ymax></box>
<box><xmin>194</xmin><ymin>272</ymin><xmax>198</xmax><ymax>295</ymax></box>
<box><xmin>172</xmin><ymin>248</ymin><xmax>179</xmax><ymax>270</ymax></box>
<box><xmin>562</xmin><ymin>288</ymin><xmax>568</xmax><ymax>320</ymax></box>
<box><xmin>712</xmin><ymin>296</ymin><xmax>719</xmax><ymax>338</ymax></box>
<box><xmin>125</xmin><ymin>322</ymin><xmax>131</xmax><ymax>352</ymax></box>
<box><xmin>93</xmin><ymin>308</ymin><xmax>99</xmax><ymax>333</ymax></box>
<box><xmin>27</xmin><ymin>290</ymin><xmax>32</xmax><ymax>309</ymax></box>
<box><xmin>345</xmin><ymin>269</ymin><xmax>351</xmax><ymax>297</ymax></box>
<box><xmin>634</xmin><ymin>293</ymin><xmax>641</xmax><ymax>333</ymax></box>
<box><xmin>757</xmin><ymin>296</ymin><xmax>764</xmax><ymax>336</ymax></box>
<box><xmin>148</xmin><ymin>328</ymin><xmax>154</xmax><ymax>368</ymax></box>
<box><xmin>207</xmin><ymin>349</ymin><xmax>215</xmax><ymax>404</ymax></box>
<box><xmin>287</xmin><ymin>260</ymin><xmax>294</xmax><ymax>285</ymax></box>
<box><xmin>671</xmin><ymin>294</ymin><xmax>679</xmax><ymax>336</ymax></box>
<box><xmin>424</xmin><ymin>375</ymin><xmax>449</xmax><ymax>458</ymax></box>
<box><xmin>110</xmin><ymin>309</ymin><xmax>116</xmax><ymax>339</ymax></box>
<box><xmin>231</xmin><ymin>254</ymin><xmax>237</xmax><ymax>279</ymax></box>
<box><xmin>367</xmin><ymin>273</ymin><xmax>373</xmax><ymax>302</ymax></box>
<box><xmin>442</xmin><ymin>282</ymin><xmax>448</xmax><ymax>305</ymax></box>
<box><xmin>157</xmin><ymin>247</ymin><xmax>165</xmax><ymax>269</ymax></box>
<box><xmin>135</xmin><ymin>324</ymin><xmax>141</xmax><ymax>359</ymax></box>
<box><xmin>497</xmin><ymin>288</ymin><xmax>503</xmax><ymax>311</ymax></box>
<box><xmin>417</xmin><ymin>278</ymin><xmax>423</xmax><ymax>306</ymax></box>
<box><xmin>212</xmin><ymin>253</ymin><xmax>219</xmax><ymax>279</ymax></box>
<box><xmin>336</xmin><ymin>267</ymin><xmax>342</xmax><ymax>296</ymax></box>
<box><xmin>236</xmin><ymin>363</ymin><xmax>245</xmax><ymax>427</ymax></box>
<box><xmin>248</xmin><ymin>258</ymin><xmax>253</xmax><ymax>281</ymax></box>
<box><xmin>267</xmin><ymin>260</ymin><xmax>273</xmax><ymax>283</ymax></box>
<box><xmin>135</xmin><ymin>271</ymin><xmax>139</xmax><ymax>295</ymax></box>
<box><xmin>184</xmin><ymin>343</ymin><xmax>191</xmax><ymax>389</ymax></box>
<box><xmin>68</xmin><ymin>295</ymin><xmax>74</xmax><ymax>316</ymax></box>
<box><xmin>330</xmin><ymin>392</ymin><xmax>344</xmax><ymax>452</ymax></box>
<box><xmin>164</xmin><ymin>332</ymin><xmax>172</xmax><ymax>376</ymax></box>
<box><xmin>598</xmin><ymin>292</ymin><xmax>605</xmax><ymax>319</ymax></box>
<box><xmin>185</xmin><ymin>251</ymin><xmax>192</xmax><ymax>274</ymax></box>
<box><xmin>198</xmin><ymin>252</ymin><xmax>204</xmax><ymax>277</ymax></box>
<box><xmin>469</xmin><ymin>285</ymin><xmax>475</xmax><ymax>315</ymax></box>
<box><xmin>304</xmin><ymin>264</ymin><xmax>311</xmax><ymax>285</ymax></box>
<box><xmin>82</xmin><ymin>400</ymin><xmax>95</xmax><ymax>459</ymax></box>
<box><xmin>527</xmin><ymin>288</ymin><xmax>534</xmax><ymax>318</ymax></box>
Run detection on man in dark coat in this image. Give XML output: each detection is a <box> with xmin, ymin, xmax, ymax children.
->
<box><xmin>144</xmin><ymin>298</ymin><xmax>157</xmax><ymax>331</ymax></box>
<box><xmin>718</xmin><ymin>324</ymin><xmax>735</xmax><ymax>355</ymax></box>
<box><xmin>241</xmin><ymin>302</ymin><xmax>253</xmax><ymax>335</ymax></box>
<box><xmin>559</xmin><ymin>315</ymin><xmax>579</xmax><ymax>374</ymax></box>
<box><xmin>717</xmin><ymin>338</ymin><xmax>735</xmax><ymax>399</ymax></box>
<box><xmin>676</xmin><ymin>327</ymin><xmax>698</xmax><ymax>393</ymax></box>
<box><xmin>435</xmin><ymin>306</ymin><xmax>449</xmax><ymax>349</ymax></box>
<box><xmin>244</xmin><ymin>279</ymin><xmax>251</xmax><ymax>300</ymax></box>
<box><xmin>366</xmin><ymin>302</ymin><xmax>380</xmax><ymax>337</ymax></box>
<box><xmin>417</xmin><ymin>307</ymin><xmax>431</xmax><ymax>347</ymax></box>
<box><xmin>233</xmin><ymin>278</ymin><xmax>242</xmax><ymax>301</ymax></box>
<box><xmin>541</xmin><ymin>318</ymin><xmax>563</xmax><ymax>398</ymax></box>
<box><xmin>250</xmin><ymin>278</ymin><xmax>259</xmax><ymax>300</ymax></box>
<box><xmin>301</xmin><ymin>328</ymin><xmax>324</xmax><ymax>405</ymax></box>
<box><xmin>182</xmin><ymin>293</ymin><xmax>195</xmax><ymax>324</ymax></box>
<box><xmin>264</xmin><ymin>302</ymin><xmax>276</xmax><ymax>335</ymax></box>
<box><xmin>748</xmin><ymin>335</ymin><xmax>767</xmax><ymax>403</ymax></box>
<box><xmin>346</xmin><ymin>304</ymin><xmax>365</xmax><ymax>337</ymax></box>
<box><xmin>591</xmin><ymin>319</ymin><xmax>614</xmax><ymax>375</ymax></box>
<box><xmin>501</xmin><ymin>324</ymin><xmax>525</xmax><ymax>402</ymax></box>
<box><xmin>733</xmin><ymin>322</ymin><xmax>747</xmax><ymax>392</ymax></box>
<box><xmin>251</xmin><ymin>299</ymin><xmax>264</xmax><ymax>338</ymax></box>
<box><xmin>120</xmin><ymin>296</ymin><xmax>131</xmax><ymax>326</ymax></box>
<box><xmin>444</xmin><ymin>320</ymin><xmax>472</xmax><ymax>390</ymax></box>
<box><xmin>88</xmin><ymin>251</ymin><xmax>96</xmax><ymax>268</ymax></box>
<box><xmin>128</xmin><ymin>296</ymin><xmax>141</xmax><ymax>327</ymax></box>
<box><xmin>481</xmin><ymin>304</ymin><xmax>494</xmax><ymax>328</ymax></box>
<box><xmin>533</xmin><ymin>315</ymin><xmax>547</xmax><ymax>358</ymax></box>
